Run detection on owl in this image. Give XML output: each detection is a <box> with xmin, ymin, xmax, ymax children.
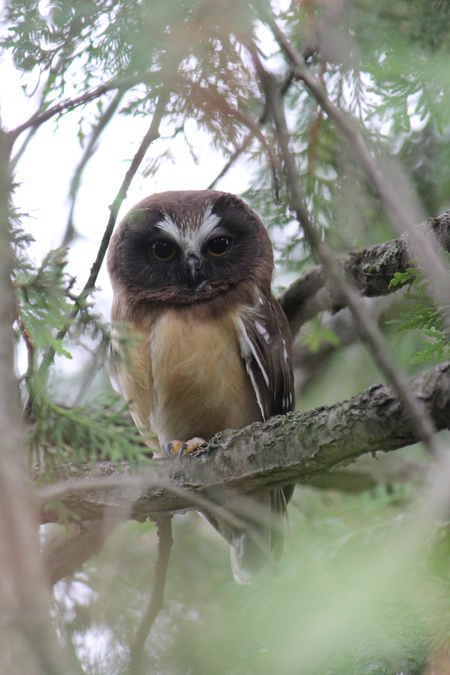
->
<box><xmin>107</xmin><ymin>189</ymin><xmax>294</xmax><ymax>584</ymax></box>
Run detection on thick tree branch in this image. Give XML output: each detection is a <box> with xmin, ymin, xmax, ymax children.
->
<box><xmin>0</xmin><ymin>127</ymin><xmax>83</xmax><ymax>675</ymax></box>
<box><xmin>38</xmin><ymin>360</ymin><xmax>450</xmax><ymax>524</ymax></box>
<box><xmin>279</xmin><ymin>212</ymin><xmax>450</xmax><ymax>333</ymax></box>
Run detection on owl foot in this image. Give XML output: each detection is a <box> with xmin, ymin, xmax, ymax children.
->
<box><xmin>166</xmin><ymin>437</ymin><xmax>207</xmax><ymax>458</ymax></box>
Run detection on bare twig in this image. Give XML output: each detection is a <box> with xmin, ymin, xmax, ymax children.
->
<box><xmin>247</xmin><ymin>42</ymin><xmax>440</xmax><ymax>456</ymax></box>
<box><xmin>62</xmin><ymin>90</ymin><xmax>125</xmax><ymax>247</ymax></box>
<box><xmin>128</xmin><ymin>517</ymin><xmax>173</xmax><ymax>675</ymax></box>
<box><xmin>7</xmin><ymin>79</ymin><xmax>121</xmax><ymax>145</ymax></box>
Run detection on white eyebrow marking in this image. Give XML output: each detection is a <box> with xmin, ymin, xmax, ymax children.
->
<box><xmin>183</xmin><ymin>204</ymin><xmax>221</xmax><ymax>253</ymax></box>
<box><xmin>155</xmin><ymin>214</ymin><xmax>183</xmax><ymax>246</ymax></box>
<box><xmin>154</xmin><ymin>205</ymin><xmax>221</xmax><ymax>255</ymax></box>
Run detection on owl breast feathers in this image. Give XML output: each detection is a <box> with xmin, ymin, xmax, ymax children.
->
<box><xmin>107</xmin><ymin>189</ymin><xmax>295</xmax><ymax>584</ymax></box>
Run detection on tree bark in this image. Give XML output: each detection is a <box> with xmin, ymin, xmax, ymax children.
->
<box><xmin>279</xmin><ymin>211</ymin><xmax>450</xmax><ymax>333</ymax></box>
<box><xmin>39</xmin><ymin>360</ymin><xmax>450</xmax><ymax>524</ymax></box>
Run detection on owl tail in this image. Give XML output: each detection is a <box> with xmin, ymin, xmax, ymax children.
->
<box><xmin>204</xmin><ymin>485</ymin><xmax>294</xmax><ymax>585</ymax></box>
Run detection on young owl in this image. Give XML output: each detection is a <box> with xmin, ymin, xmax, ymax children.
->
<box><xmin>107</xmin><ymin>189</ymin><xmax>294</xmax><ymax>584</ymax></box>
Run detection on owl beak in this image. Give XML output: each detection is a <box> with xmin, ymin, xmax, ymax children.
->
<box><xmin>184</xmin><ymin>254</ymin><xmax>206</xmax><ymax>291</ymax></box>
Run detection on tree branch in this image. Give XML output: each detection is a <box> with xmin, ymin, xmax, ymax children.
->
<box><xmin>7</xmin><ymin>80</ymin><xmax>121</xmax><ymax>144</ymax></box>
<box><xmin>0</xmin><ymin>126</ymin><xmax>84</xmax><ymax>675</ymax></box>
<box><xmin>279</xmin><ymin>212</ymin><xmax>450</xmax><ymax>333</ymax></box>
<box><xmin>128</xmin><ymin>517</ymin><xmax>173</xmax><ymax>675</ymax></box>
<box><xmin>247</xmin><ymin>40</ymin><xmax>439</xmax><ymax>455</ymax></box>
<box><xmin>38</xmin><ymin>360</ymin><xmax>450</xmax><ymax>524</ymax></box>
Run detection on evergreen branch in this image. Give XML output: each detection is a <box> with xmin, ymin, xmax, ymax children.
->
<box><xmin>29</xmin><ymin>394</ymin><xmax>150</xmax><ymax>467</ymax></box>
<box><xmin>128</xmin><ymin>517</ymin><xmax>173</xmax><ymax>675</ymax></box>
<box><xmin>206</xmin><ymin>68</ymin><xmax>293</xmax><ymax>190</ymax></box>
<box><xmin>178</xmin><ymin>76</ymin><xmax>280</xmax><ymax>199</ymax></box>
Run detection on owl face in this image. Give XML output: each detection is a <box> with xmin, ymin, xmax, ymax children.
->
<box><xmin>108</xmin><ymin>190</ymin><xmax>274</xmax><ymax>306</ymax></box>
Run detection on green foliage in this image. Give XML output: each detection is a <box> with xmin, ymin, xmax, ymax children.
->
<box><xmin>14</xmin><ymin>245</ymin><xmax>74</xmax><ymax>360</ymax></box>
<box><xmin>53</xmin><ymin>482</ymin><xmax>450</xmax><ymax>675</ymax></box>
<box><xmin>300</xmin><ymin>317</ymin><xmax>341</xmax><ymax>353</ymax></box>
<box><xmin>29</xmin><ymin>392</ymin><xmax>151</xmax><ymax>471</ymax></box>
<box><xmin>11</xmin><ymin>229</ymin><xmax>152</xmax><ymax>471</ymax></box>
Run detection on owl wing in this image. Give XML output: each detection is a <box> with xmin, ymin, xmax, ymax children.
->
<box><xmin>227</xmin><ymin>296</ymin><xmax>295</xmax><ymax>582</ymax></box>
<box><xmin>238</xmin><ymin>296</ymin><xmax>295</xmax><ymax>422</ymax></box>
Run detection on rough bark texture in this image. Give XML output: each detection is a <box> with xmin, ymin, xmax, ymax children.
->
<box><xmin>40</xmin><ymin>360</ymin><xmax>450</xmax><ymax>524</ymax></box>
<box><xmin>279</xmin><ymin>212</ymin><xmax>450</xmax><ymax>332</ymax></box>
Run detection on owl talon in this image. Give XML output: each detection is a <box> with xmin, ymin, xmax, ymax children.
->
<box><xmin>166</xmin><ymin>437</ymin><xmax>207</xmax><ymax>458</ymax></box>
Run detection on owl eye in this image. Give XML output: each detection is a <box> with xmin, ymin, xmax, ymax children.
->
<box><xmin>151</xmin><ymin>241</ymin><xmax>176</xmax><ymax>261</ymax></box>
<box><xmin>206</xmin><ymin>236</ymin><xmax>231</xmax><ymax>256</ymax></box>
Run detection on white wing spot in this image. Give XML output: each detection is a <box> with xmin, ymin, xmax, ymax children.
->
<box><xmin>237</xmin><ymin>317</ymin><xmax>268</xmax><ymax>419</ymax></box>
<box><xmin>254</xmin><ymin>321</ymin><xmax>270</xmax><ymax>343</ymax></box>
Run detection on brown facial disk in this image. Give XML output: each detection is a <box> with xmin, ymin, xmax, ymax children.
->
<box><xmin>107</xmin><ymin>190</ymin><xmax>274</xmax><ymax>316</ymax></box>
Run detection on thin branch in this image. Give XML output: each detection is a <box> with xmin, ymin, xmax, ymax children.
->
<box><xmin>38</xmin><ymin>472</ymin><xmax>255</xmax><ymax>534</ymax></box>
<box><xmin>31</xmin><ymin>74</ymin><xmax>175</xmax><ymax>397</ymax></box>
<box><xmin>128</xmin><ymin>517</ymin><xmax>173</xmax><ymax>675</ymax></box>
<box><xmin>7</xmin><ymin>79</ymin><xmax>121</xmax><ymax>144</ymax></box>
<box><xmin>62</xmin><ymin>90</ymin><xmax>125</xmax><ymax>247</ymax></box>
<box><xmin>247</xmin><ymin>42</ymin><xmax>439</xmax><ymax>455</ymax></box>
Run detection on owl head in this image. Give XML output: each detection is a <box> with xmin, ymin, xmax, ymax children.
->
<box><xmin>107</xmin><ymin>190</ymin><xmax>274</xmax><ymax>309</ymax></box>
